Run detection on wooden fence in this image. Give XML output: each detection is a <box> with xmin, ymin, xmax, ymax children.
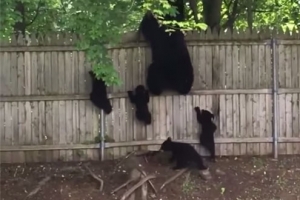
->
<box><xmin>0</xmin><ymin>30</ymin><xmax>299</xmax><ymax>163</ymax></box>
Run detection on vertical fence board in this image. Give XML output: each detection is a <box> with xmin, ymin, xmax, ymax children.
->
<box><xmin>65</xmin><ymin>101</ymin><xmax>73</xmax><ymax>161</ymax></box>
<box><xmin>239</xmin><ymin>94</ymin><xmax>247</xmax><ymax>155</ymax></box>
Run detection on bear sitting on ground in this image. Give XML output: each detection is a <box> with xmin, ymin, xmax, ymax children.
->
<box><xmin>89</xmin><ymin>70</ymin><xmax>112</xmax><ymax>114</ymax></box>
<box><xmin>159</xmin><ymin>137</ymin><xmax>207</xmax><ymax>170</ymax></box>
<box><xmin>139</xmin><ymin>0</ymin><xmax>194</xmax><ymax>95</ymax></box>
<box><xmin>194</xmin><ymin>107</ymin><xmax>217</xmax><ymax>162</ymax></box>
<box><xmin>127</xmin><ymin>85</ymin><xmax>152</xmax><ymax>125</ymax></box>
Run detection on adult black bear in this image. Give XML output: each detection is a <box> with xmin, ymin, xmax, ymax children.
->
<box><xmin>89</xmin><ymin>70</ymin><xmax>112</xmax><ymax>114</ymax></box>
<box><xmin>127</xmin><ymin>85</ymin><xmax>152</xmax><ymax>125</ymax></box>
<box><xmin>146</xmin><ymin>62</ymin><xmax>166</xmax><ymax>95</ymax></box>
<box><xmin>159</xmin><ymin>137</ymin><xmax>207</xmax><ymax>170</ymax></box>
<box><xmin>194</xmin><ymin>107</ymin><xmax>217</xmax><ymax>162</ymax></box>
<box><xmin>139</xmin><ymin>0</ymin><xmax>194</xmax><ymax>95</ymax></box>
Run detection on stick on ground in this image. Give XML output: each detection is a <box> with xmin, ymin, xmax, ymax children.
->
<box><xmin>111</xmin><ymin>179</ymin><xmax>134</xmax><ymax>194</ymax></box>
<box><xmin>120</xmin><ymin>175</ymin><xmax>156</xmax><ymax>200</ymax></box>
<box><xmin>25</xmin><ymin>176</ymin><xmax>51</xmax><ymax>199</ymax></box>
<box><xmin>111</xmin><ymin>168</ymin><xmax>141</xmax><ymax>194</ymax></box>
<box><xmin>84</xmin><ymin>164</ymin><xmax>104</xmax><ymax>191</ymax></box>
<box><xmin>139</xmin><ymin>169</ymin><xmax>157</xmax><ymax>195</ymax></box>
<box><xmin>160</xmin><ymin>168</ymin><xmax>188</xmax><ymax>190</ymax></box>
<box><xmin>115</xmin><ymin>151</ymin><xmax>136</xmax><ymax>168</ymax></box>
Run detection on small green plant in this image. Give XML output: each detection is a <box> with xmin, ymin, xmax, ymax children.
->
<box><xmin>181</xmin><ymin>173</ymin><xmax>194</xmax><ymax>195</ymax></box>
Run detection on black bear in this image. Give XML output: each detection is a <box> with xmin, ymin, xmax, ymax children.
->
<box><xmin>194</xmin><ymin>107</ymin><xmax>217</xmax><ymax>162</ymax></box>
<box><xmin>127</xmin><ymin>85</ymin><xmax>152</xmax><ymax>125</ymax></box>
<box><xmin>159</xmin><ymin>137</ymin><xmax>207</xmax><ymax>170</ymax></box>
<box><xmin>146</xmin><ymin>62</ymin><xmax>168</xmax><ymax>95</ymax></box>
<box><xmin>89</xmin><ymin>70</ymin><xmax>112</xmax><ymax>114</ymax></box>
<box><xmin>139</xmin><ymin>0</ymin><xmax>194</xmax><ymax>95</ymax></box>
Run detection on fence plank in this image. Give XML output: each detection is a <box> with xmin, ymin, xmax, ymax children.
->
<box><xmin>78</xmin><ymin>100</ymin><xmax>87</xmax><ymax>160</ymax></box>
<box><xmin>279</xmin><ymin>94</ymin><xmax>286</xmax><ymax>154</ymax></box>
<box><xmin>112</xmin><ymin>100</ymin><xmax>120</xmax><ymax>159</ymax></box>
<box><xmin>65</xmin><ymin>101</ymin><xmax>73</xmax><ymax>161</ymax></box>
<box><xmin>45</xmin><ymin>101</ymin><xmax>53</xmax><ymax>161</ymax></box>
<box><xmin>85</xmin><ymin>101</ymin><xmax>94</xmax><ymax>160</ymax></box>
<box><xmin>120</xmin><ymin>98</ymin><xmax>127</xmax><ymax>157</ymax></box>
<box><xmin>239</xmin><ymin>94</ymin><xmax>247</xmax><ymax>155</ymax></box>
<box><xmin>72</xmin><ymin>101</ymin><xmax>80</xmax><ymax>161</ymax></box>
<box><xmin>259</xmin><ymin>94</ymin><xmax>267</xmax><ymax>155</ymax></box>
<box><xmin>232</xmin><ymin>95</ymin><xmax>240</xmax><ymax>155</ymax></box>
<box><xmin>246</xmin><ymin>95</ymin><xmax>254</xmax><ymax>154</ymax></box>
<box><xmin>252</xmin><ymin>45</ymin><xmax>260</xmax><ymax>154</ymax></box>
<box><xmin>52</xmin><ymin>101</ymin><xmax>59</xmax><ymax>161</ymax></box>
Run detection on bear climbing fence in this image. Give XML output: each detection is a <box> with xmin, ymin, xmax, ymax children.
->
<box><xmin>0</xmin><ymin>29</ymin><xmax>299</xmax><ymax>163</ymax></box>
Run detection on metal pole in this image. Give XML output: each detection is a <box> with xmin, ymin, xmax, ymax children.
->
<box><xmin>100</xmin><ymin>109</ymin><xmax>105</xmax><ymax>161</ymax></box>
<box><xmin>271</xmin><ymin>37</ymin><xmax>278</xmax><ymax>159</ymax></box>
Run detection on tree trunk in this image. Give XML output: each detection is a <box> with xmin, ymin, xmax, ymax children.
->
<box><xmin>14</xmin><ymin>1</ymin><xmax>26</xmax><ymax>35</ymax></box>
<box><xmin>202</xmin><ymin>0</ymin><xmax>222</xmax><ymax>31</ymax></box>
<box><xmin>187</xmin><ymin>0</ymin><xmax>200</xmax><ymax>23</ymax></box>
<box><xmin>247</xmin><ymin>0</ymin><xmax>253</xmax><ymax>32</ymax></box>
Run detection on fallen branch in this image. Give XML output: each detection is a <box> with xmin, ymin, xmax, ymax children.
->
<box><xmin>25</xmin><ymin>176</ymin><xmax>51</xmax><ymax>199</ymax></box>
<box><xmin>111</xmin><ymin>179</ymin><xmax>135</xmax><ymax>194</ymax></box>
<box><xmin>160</xmin><ymin>168</ymin><xmax>188</xmax><ymax>190</ymax></box>
<box><xmin>141</xmin><ymin>179</ymin><xmax>148</xmax><ymax>200</ymax></box>
<box><xmin>120</xmin><ymin>175</ymin><xmax>156</xmax><ymax>200</ymax></box>
<box><xmin>84</xmin><ymin>164</ymin><xmax>104</xmax><ymax>191</ymax></box>
<box><xmin>138</xmin><ymin>169</ymin><xmax>157</xmax><ymax>195</ymax></box>
<box><xmin>134</xmin><ymin>150</ymin><xmax>159</xmax><ymax>157</ymax></box>
<box><xmin>111</xmin><ymin>168</ymin><xmax>141</xmax><ymax>194</ymax></box>
<box><xmin>115</xmin><ymin>151</ymin><xmax>136</xmax><ymax>168</ymax></box>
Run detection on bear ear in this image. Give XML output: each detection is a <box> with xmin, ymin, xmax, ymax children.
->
<box><xmin>167</xmin><ymin>137</ymin><xmax>172</xmax><ymax>141</ymax></box>
<box><xmin>194</xmin><ymin>107</ymin><xmax>201</xmax><ymax>113</ymax></box>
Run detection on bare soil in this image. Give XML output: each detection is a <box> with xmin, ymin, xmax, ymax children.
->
<box><xmin>1</xmin><ymin>154</ymin><xmax>300</xmax><ymax>200</ymax></box>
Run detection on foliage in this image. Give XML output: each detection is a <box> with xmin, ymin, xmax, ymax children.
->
<box><xmin>0</xmin><ymin>0</ymin><xmax>299</xmax><ymax>86</ymax></box>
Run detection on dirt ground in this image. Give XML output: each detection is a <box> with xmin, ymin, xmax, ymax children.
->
<box><xmin>1</xmin><ymin>154</ymin><xmax>300</xmax><ymax>200</ymax></box>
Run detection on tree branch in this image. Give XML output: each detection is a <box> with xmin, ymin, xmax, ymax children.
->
<box><xmin>25</xmin><ymin>0</ymin><xmax>42</xmax><ymax>27</ymax></box>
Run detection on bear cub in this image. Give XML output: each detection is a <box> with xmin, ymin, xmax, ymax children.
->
<box><xmin>194</xmin><ymin>107</ymin><xmax>217</xmax><ymax>162</ymax></box>
<box><xmin>160</xmin><ymin>137</ymin><xmax>207</xmax><ymax>170</ymax></box>
<box><xmin>89</xmin><ymin>70</ymin><xmax>112</xmax><ymax>114</ymax></box>
<box><xmin>127</xmin><ymin>85</ymin><xmax>152</xmax><ymax>125</ymax></box>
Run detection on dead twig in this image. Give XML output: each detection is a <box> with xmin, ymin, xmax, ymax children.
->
<box><xmin>83</xmin><ymin>164</ymin><xmax>104</xmax><ymax>191</ymax></box>
<box><xmin>111</xmin><ymin>179</ymin><xmax>135</xmax><ymax>194</ymax></box>
<box><xmin>160</xmin><ymin>168</ymin><xmax>188</xmax><ymax>190</ymax></box>
<box><xmin>25</xmin><ymin>176</ymin><xmax>51</xmax><ymax>199</ymax></box>
<box><xmin>138</xmin><ymin>169</ymin><xmax>157</xmax><ymax>195</ymax></box>
<box><xmin>120</xmin><ymin>175</ymin><xmax>156</xmax><ymax>200</ymax></box>
<box><xmin>143</xmin><ymin>155</ymin><xmax>148</xmax><ymax>163</ymax></box>
<box><xmin>134</xmin><ymin>150</ymin><xmax>159</xmax><ymax>157</ymax></box>
<box><xmin>115</xmin><ymin>151</ymin><xmax>136</xmax><ymax>168</ymax></box>
<box><xmin>111</xmin><ymin>168</ymin><xmax>141</xmax><ymax>194</ymax></box>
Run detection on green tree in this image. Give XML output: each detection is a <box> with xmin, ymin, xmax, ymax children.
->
<box><xmin>0</xmin><ymin>0</ymin><xmax>299</xmax><ymax>86</ymax></box>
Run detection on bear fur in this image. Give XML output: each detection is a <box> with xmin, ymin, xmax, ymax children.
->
<box><xmin>89</xmin><ymin>70</ymin><xmax>112</xmax><ymax>114</ymax></box>
<box><xmin>159</xmin><ymin>137</ymin><xmax>207</xmax><ymax>170</ymax></box>
<box><xmin>127</xmin><ymin>85</ymin><xmax>152</xmax><ymax>125</ymax></box>
<box><xmin>139</xmin><ymin>0</ymin><xmax>194</xmax><ymax>95</ymax></box>
<box><xmin>194</xmin><ymin>107</ymin><xmax>217</xmax><ymax>162</ymax></box>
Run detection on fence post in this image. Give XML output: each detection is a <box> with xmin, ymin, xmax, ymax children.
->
<box><xmin>100</xmin><ymin>109</ymin><xmax>105</xmax><ymax>161</ymax></box>
<box><xmin>271</xmin><ymin>37</ymin><xmax>278</xmax><ymax>159</ymax></box>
